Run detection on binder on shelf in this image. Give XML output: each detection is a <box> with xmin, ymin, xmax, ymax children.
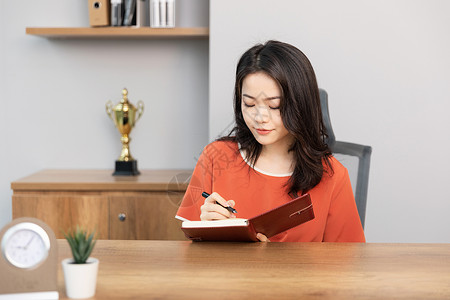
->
<box><xmin>88</xmin><ymin>0</ymin><xmax>110</xmax><ymax>27</ymax></box>
<box><xmin>166</xmin><ymin>0</ymin><xmax>174</xmax><ymax>27</ymax></box>
<box><xmin>150</xmin><ymin>0</ymin><xmax>160</xmax><ymax>27</ymax></box>
<box><xmin>111</xmin><ymin>0</ymin><xmax>123</xmax><ymax>26</ymax></box>
<box><xmin>150</xmin><ymin>0</ymin><xmax>175</xmax><ymax>28</ymax></box>
<box><xmin>123</xmin><ymin>0</ymin><xmax>136</xmax><ymax>26</ymax></box>
<box><xmin>160</xmin><ymin>0</ymin><xmax>166</xmax><ymax>27</ymax></box>
<box><xmin>136</xmin><ymin>0</ymin><xmax>150</xmax><ymax>27</ymax></box>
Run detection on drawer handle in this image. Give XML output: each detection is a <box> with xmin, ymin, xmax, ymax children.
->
<box><xmin>118</xmin><ymin>213</ymin><xmax>126</xmax><ymax>222</ymax></box>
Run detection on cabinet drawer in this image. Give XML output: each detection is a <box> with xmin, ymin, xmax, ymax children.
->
<box><xmin>109</xmin><ymin>192</ymin><xmax>186</xmax><ymax>240</ymax></box>
<box><xmin>12</xmin><ymin>194</ymin><xmax>109</xmax><ymax>239</ymax></box>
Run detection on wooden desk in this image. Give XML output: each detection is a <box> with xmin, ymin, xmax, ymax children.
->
<box><xmin>11</xmin><ymin>170</ymin><xmax>191</xmax><ymax>240</ymax></box>
<box><xmin>56</xmin><ymin>240</ymin><xmax>450</xmax><ymax>299</ymax></box>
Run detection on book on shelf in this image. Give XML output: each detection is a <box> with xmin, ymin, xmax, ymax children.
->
<box><xmin>181</xmin><ymin>193</ymin><xmax>314</xmax><ymax>242</ymax></box>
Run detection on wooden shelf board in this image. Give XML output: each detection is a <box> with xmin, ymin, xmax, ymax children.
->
<box><xmin>26</xmin><ymin>27</ymin><xmax>209</xmax><ymax>39</ymax></box>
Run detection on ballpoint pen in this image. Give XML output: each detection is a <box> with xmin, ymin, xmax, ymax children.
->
<box><xmin>201</xmin><ymin>192</ymin><xmax>238</xmax><ymax>214</ymax></box>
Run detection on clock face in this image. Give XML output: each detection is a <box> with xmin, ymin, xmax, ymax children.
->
<box><xmin>1</xmin><ymin>222</ymin><xmax>50</xmax><ymax>269</ymax></box>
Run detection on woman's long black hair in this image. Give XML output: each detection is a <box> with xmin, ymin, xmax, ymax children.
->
<box><xmin>220</xmin><ymin>40</ymin><xmax>333</xmax><ymax>196</ymax></box>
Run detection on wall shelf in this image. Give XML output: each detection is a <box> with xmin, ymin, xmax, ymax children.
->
<box><xmin>25</xmin><ymin>27</ymin><xmax>209</xmax><ymax>39</ymax></box>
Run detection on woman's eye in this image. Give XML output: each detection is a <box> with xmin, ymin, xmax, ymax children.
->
<box><xmin>243</xmin><ymin>103</ymin><xmax>255</xmax><ymax>107</ymax></box>
<box><xmin>269</xmin><ymin>106</ymin><xmax>280</xmax><ymax>110</ymax></box>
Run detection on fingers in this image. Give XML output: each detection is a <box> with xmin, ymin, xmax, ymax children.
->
<box><xmin>227</xmin><ymin>199</ymin><xmax>235</xmax><ymax>208</ymax></box>
<box><xmin>200</xmin><ymin>192</ymin><xmax>236</xmax><ymax>221</ymax></box>
<box><xmin>256</xmin><ymin>233</ymin><xmax>270</xmax><ymax>242</ymax></box>
<box><xmin>200</xmin><ymin>202</ymin><xmax>233</xmax><ymax>220</ymax></box>
<box><xmin>200</xmin><ymin>210</ymin><xmax>231</xmax><ymax>221</ymax></box>
<box><xmin>204</xmin><ymin>192</ymin><xmax>229</xmax><ymax>207</ymax></box>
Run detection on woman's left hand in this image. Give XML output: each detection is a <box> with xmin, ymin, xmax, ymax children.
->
<box><xmin>256</xmin><ymin>233</ymin><xmax>270</xmax><ymax>242</ymax></box>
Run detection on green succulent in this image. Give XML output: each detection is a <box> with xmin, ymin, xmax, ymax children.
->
<box><xmin>63</xmin><ymin>225</ymin><xmax>97</xmax><ymax>264</ymax></box>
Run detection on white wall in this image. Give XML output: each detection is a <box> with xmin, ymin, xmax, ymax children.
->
<box><xmin>210</xmin><ymin>0</ymin><xmax>450</xmax><ymax>242</ymax></box>
<box><xmin>0</xmin><ymin>0</ymin><xmax>209</xmax><ymax>229</ymax></box>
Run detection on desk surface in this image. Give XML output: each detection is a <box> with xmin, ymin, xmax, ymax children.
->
<box><xmin>56</xmin><ymin>240</ymin><xmax>450</xmax><ymax>299</ymax></box>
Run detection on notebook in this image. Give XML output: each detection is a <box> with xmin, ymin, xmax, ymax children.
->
<box><xmin>181</xmin><ymin>193</ymin><xmax>314</xmax><ymax>242</ymax></box>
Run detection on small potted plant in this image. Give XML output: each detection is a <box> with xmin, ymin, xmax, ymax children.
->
<box><xmin>61</xmin><ymin>226</ymin><xmax>98</xmax><ymax>299</ymax></box>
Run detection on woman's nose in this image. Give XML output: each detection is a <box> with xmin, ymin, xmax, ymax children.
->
<box><xmin>254</xmin><ymin>106</ymin><xmax>270</xmax><ymax>123</ymax></box>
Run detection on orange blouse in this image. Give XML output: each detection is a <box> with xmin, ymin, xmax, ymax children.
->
<box><xmin>176</xmin><ymin>140</ymin><xmax>365</xmax><ymax>242</ymax></box>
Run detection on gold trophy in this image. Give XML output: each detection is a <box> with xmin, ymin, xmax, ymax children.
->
<box><xmin>106</xmin><ymin>88</ymin><xmax>144</xmax><ymax>176</ymax></box>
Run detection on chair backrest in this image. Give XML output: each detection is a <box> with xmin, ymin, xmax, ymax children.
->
<box><xmin>319</xmin><ymin>89</ymin><xmax>372</xmax><ymax>229</ymax></box>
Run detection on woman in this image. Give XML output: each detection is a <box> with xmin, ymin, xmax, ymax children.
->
<box><xmin>176</xmin><ymin>40</ymin><xmax>365</xmax><ymax>242</ymax></box>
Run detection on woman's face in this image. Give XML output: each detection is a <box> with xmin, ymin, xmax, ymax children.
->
<box><xmin>241</xmin><ymin>72</ymin><xmax>294</xmax><ymax>149</ymax></box>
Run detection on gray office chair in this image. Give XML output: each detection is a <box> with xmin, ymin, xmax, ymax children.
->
<box><xmin>319</xmin><ymin>89</ymin><xmax>372</xmax><ymax>229</ymax></box>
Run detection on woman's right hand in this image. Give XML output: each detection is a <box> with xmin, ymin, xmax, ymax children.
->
<box><xmin>200</xmin><ymin>192</ymin><xmax>236</xmax><ymax>221</ymax></box>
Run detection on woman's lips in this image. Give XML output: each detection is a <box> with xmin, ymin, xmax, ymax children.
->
<box><xmin>256</xmin><ymin>129</ymin><xmax>272</xmax><ymax>135</ymax></box>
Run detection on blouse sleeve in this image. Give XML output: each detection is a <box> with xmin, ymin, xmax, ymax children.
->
<box><xmin>323</xmin><ymin>168</ymin><xmax>366</xmax><ymax>242</ymax></box>
<box><xmin>175</xmin><ymin>145</ymin><xmax>214</xmax><ymax>221</ymax></box>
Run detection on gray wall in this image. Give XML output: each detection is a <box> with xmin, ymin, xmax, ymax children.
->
<box><xmin>0</xmin><ymin>0</ymin><xmax>209</xmax><ymax>229</ymax></box>
<box><xmin>210</xmin><ymin>0</ymin><xmax>450</xmax><ymax>242</ymax></box>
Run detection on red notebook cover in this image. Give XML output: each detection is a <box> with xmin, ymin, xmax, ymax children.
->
<box><xmin>181</xmin><ymin>194</ymin><xmax>314</xmax><ymax>242</ymax></box>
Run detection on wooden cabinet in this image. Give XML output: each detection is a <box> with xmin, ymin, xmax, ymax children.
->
<box><xmin>11</xmin><ymin>169</ymin><xmax>191</xmax><ymax>240</ymax></box>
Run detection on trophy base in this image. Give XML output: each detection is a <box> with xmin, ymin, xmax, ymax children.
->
<box><xmin>113</xmin><ymin>160</ymin><xmax>140</xmax><ymax>176</ymax></box>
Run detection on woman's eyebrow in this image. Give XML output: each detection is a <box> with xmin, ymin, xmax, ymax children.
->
<box><xmin>265</xmin><ymin>96</ymin><xmax>281</xmax><ymax>101</ymax></box>
<box><xmin>243</xmin><ymin>93</ymin><xmax>280</xmax><ymax>101</ymax></box>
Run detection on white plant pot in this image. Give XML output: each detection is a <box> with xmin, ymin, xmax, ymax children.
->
<box><xmin>61</xmin><ymin>257</ymin><xmax>99</xmax><ymax>299</ymax></box>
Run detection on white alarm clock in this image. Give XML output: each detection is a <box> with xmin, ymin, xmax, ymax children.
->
<box><xmin>2</xmin><ymin>222</ymin><xmax>50</xmax><ymax>269</ymax></box>
<box><xmin>0</xmin><ymin>217</ymin><xmax>58</xmax><ymax>299</ymax></box>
